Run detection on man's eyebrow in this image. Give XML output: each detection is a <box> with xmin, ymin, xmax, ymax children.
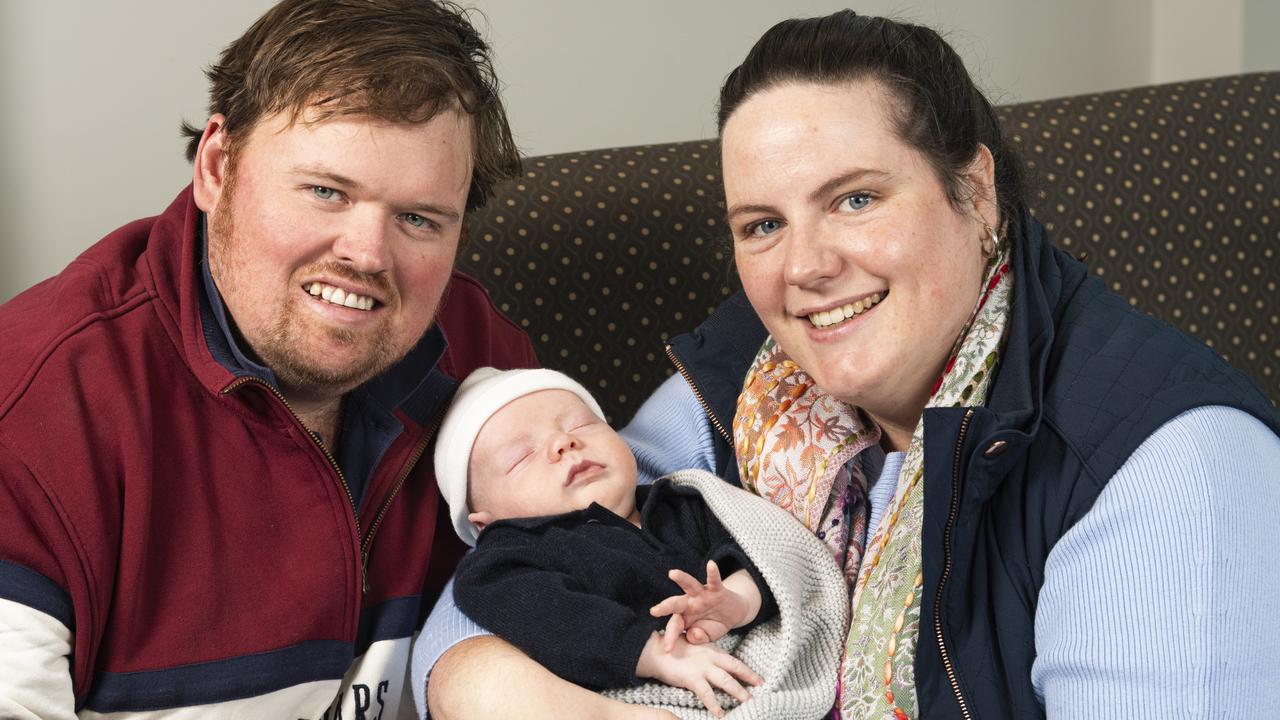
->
<box><xmin>291</xmin><ymin>165</ymin><xmax>463</xmax><ymax>221</ymax></box>
<box><xmin>292</xmin><ymin>165</ymin><xmax>361</xmax><ymax>190</ymax></box>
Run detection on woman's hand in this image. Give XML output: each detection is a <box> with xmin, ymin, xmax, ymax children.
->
<box><xmin>429</xmin><ymin>635</ymin><xmax>680</xmax><ymax>720</ymax></box>
<box><xmin>635</xmin><ymin>631</ymin><xmax>763</xmax><ymax>718</ymax></box>
<box><xmin>650</xmin><ymin>561</ymin><xmax>763</xmax><ymax>648</ymax></box>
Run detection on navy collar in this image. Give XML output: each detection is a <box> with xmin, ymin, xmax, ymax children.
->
<box><xmin>196</xmin><ymin>217</ymin><xmax>454</xmax><ymax>505</ymax></box>
<box><xmin>198</xmin><ymin>217</ymin><xmax>279</xmax><ymax>386</ymax></box>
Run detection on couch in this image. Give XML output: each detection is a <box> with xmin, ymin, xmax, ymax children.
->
<box><xmin>460</xmin><ymin>72</ymin><xmax>1279</xmax><ymax>425</ymax></box>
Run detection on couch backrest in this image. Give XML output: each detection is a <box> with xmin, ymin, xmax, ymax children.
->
<box><xmin>461</xmin><ymin>72</ymin><xmax>1279</xmax><ymax>425</ymax></box>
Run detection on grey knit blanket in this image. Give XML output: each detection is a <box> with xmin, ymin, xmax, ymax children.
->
<box><xmin>602</xmin><ymin>469</ymin><xmax>849</xmax><ymax>719</ymax></box>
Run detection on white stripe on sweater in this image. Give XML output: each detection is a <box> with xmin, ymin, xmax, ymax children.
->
<box><xmin>0</xmin><ymin>597</ymin><xmax>75</xmax><ymax>720</ymax></box>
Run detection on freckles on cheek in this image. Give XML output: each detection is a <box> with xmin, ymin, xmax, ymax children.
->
<box><xmin>924</xmin><ymin>281</ymin><xmax>951</xmax><ymax>302</ymax></box>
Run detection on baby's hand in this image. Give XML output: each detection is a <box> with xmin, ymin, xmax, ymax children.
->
<box><xmin>650</xmin><ymin>560</ymin><xmax>757</xmax><ymax>649</ymax></box>
<box><xmin>635</xmin><ymin>631</ymin><xmax>762</xmax><ymax>718</ymax></box>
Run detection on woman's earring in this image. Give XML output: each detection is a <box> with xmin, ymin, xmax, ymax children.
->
<box><xmin>980</xmin><ymin>224</ymin><xmax>998</xmax><ymax>258</ymax></box>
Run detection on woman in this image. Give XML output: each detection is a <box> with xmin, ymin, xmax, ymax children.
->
<box><xmin>420</xmin><ymin>11</ymin><xmax>1280</xmax><ymax>719</ymax></box>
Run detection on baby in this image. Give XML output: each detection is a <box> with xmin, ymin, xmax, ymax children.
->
<box><xmin>436</xmin><ymin>367</ymin><xmax>778</xmax><ymax>717</ymax></box>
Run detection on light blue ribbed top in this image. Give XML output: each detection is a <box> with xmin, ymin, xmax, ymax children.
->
<box><xmin>412</xmin><ymin>374</ymin><xmax>1280</xmax><ymax>718</ymax></box>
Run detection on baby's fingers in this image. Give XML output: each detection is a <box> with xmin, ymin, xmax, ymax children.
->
<box><xmin>706</xmin><ymin>666</ymin><xmax>752</xmax><ymax>705</ymax></box>
<box><xmin>705</xmin><ymin>560</ymin><xmax>723</xmax><ymax>590</ymax></box>
<box><xmin>716</xmin><ymin>653</ymin><xmax>765</xmax><ymax>687</ymax></box>
<box><xmin>668</xmin><ymin>568</ymin><xmax>705</xmax><ymax>596</ymax></box>
<box><xmin>650</xmin><ymin>595</ymin><xmax>688</xmax><ymax>618</ymax></box>
<box><xmin>662</xmin><ymin>613</ymin><xmax>686</xmax><ymax>653</ymax></box>
<box><xmin>690</xmin><ymin>679</ymin><xmax>724</xmax><ymax>719</ymax></box>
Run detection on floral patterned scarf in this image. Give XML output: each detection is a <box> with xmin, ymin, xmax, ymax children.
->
<box><xmin>733</xmin><ymin>242</ymin><xmax>1013</xmax><ymax>719</ymax></box>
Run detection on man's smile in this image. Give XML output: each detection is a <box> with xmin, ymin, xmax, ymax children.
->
<box><xmin>305</xmin><ymin>281</ymin><xmax>379</xmax><ymax>311</ymax></box>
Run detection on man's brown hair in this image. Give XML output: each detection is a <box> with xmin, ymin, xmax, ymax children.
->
<box><xmin>181</xmin><ymin>0</ymin><xmax>519</xmax><ymax>212</ymax></box>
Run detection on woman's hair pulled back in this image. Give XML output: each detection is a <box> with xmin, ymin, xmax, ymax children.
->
<box><xmin>718</xmin><ymin>10</ymin><xmax>1028</xmax><ymax>239</ymax></box>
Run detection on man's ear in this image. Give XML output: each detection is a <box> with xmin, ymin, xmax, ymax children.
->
<box><xmin>192</xmin><ymin>114</ymin><xmax>232</xmax><ymax>214</ymax></box>
<box><xmin>963</xmin><ymin>142</ymin><xmax>999</xmax><ymax>229</ymax></box>
<box><xmin>467</xmin><ymin>510</ymin><xmax>494</xmax><ymax>532</ymax></box>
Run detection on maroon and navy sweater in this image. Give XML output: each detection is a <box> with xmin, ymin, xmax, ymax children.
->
<box><xmin>0</xmin><ymin>187</ymin><xmax>537</xmax><ymax>718</ymax></box>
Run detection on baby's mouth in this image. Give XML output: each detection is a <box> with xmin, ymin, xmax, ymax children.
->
<box><xmin>565</xmin><ymin>461</ymin><xmax>604</xmax><ymax>487</ymax></box>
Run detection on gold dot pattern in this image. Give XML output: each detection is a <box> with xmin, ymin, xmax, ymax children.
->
<box><xmin>459</xmin><ymin>143</ymin><xmax>735</xmax><ymax>423</ymax></box>
<box><xmin>462</xmin><ymin>74</ymin><xmax>1279</xmax><ymax>423</ymax></box>
<box><xmin>998</xmin><ymin>72</ymin><xmax>1278</xmax><ymax>405</ymax></box>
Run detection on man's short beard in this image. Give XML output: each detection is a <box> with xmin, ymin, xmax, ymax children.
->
<box><xmin>260</xmin><ymin>292</ymin><xmax>405</xmax><ymax>398</ymax></box>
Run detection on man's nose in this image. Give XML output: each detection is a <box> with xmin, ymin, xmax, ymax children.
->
<box><xmin>332</xmin><ymin>208</ymin><xmax>393</xmax><ymax>274</ymax></box>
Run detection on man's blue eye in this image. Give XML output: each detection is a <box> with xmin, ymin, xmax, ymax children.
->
<box><xmin>843</xmin><ymin>193</ymin><xmax>872</xmax><ymax>211</ymax></box>
<box><xmin>313</xmin><ymin>186</ymin><xmax>337</xmax><ymax>200</ymax></box>
<box><xmin>404</xmin><ymin>213</ymin><xmax>427</xmax><ymax>228</ymax></box>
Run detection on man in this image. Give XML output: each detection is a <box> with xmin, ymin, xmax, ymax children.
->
<box><xmin>0</xmin><ymin>1</ymin><xmax>535</xmax><ymax>717</ymax></box>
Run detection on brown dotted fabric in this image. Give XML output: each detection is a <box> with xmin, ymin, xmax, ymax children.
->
<box><xmin>461</xmin><ymin>73</ymin><xmax>1279</xmax><ymax>424</ymax></box>
<box><xmin>460</xmin><ymin>144</ymin><xmax>736</xmax><ymax>423</ymax></box>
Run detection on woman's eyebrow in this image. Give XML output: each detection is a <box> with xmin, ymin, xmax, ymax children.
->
<box><xmin>807</xmin><ymin>168</ymin><xmax>892</xmax><ymax>203</ymax></box>
<box><xmin>725</xmin><ymin>168</ymin><xmax>893</xmax><ymax>223</ymax></box>
<box><xmin>726</xmin><ymin>202</ymin><xmax>778</xmax><ymax>224</ymax></box>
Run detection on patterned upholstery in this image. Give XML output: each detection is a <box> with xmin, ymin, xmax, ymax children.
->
<box><xmin>460</xmin><ymin>73</ymin><xmax>1279</xmax><ymax>424</ymax></box>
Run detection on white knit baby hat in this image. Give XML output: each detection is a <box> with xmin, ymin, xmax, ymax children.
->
<box><xmin>434</xmin><ymin>367</ymin><xmax>606</xmax><ymax>546</ymax></box>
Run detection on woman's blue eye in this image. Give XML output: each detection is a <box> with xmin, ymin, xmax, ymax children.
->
<box><xmin>843</xmin><ymin>193</ymin><xmax>873</xmax><ymax>211</ymax></box>
<box><xmin>749</xmin><ymin>219</ymin><xmax>783</xmax><ymax>237</ymax></box>
<box><xmin>312</xmin><ymin>186</ymin><xmax>337</xmax><ymax>200</ymax></box>
<box><xmin>404</xmin><ymin>213</ymin><xmax>427</xmax><ymax>228</ymax></box>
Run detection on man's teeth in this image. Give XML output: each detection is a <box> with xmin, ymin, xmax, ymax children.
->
<box><xmin>807</xmin><ymin>293</ymin><xmax>883</xmax><ymax>329</ymax></box>
<box><xmin>306</xmin><ymin>282</ymin><xmax>375</xmax><ymax>311</ymax></box>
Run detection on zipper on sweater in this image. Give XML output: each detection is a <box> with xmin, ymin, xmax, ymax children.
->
<box><xmin>223</xmin><ymin>376</ymin><xmax>365</xmax><ymax>585</ymax></box>
<box><xmin>935</xmin><ymin>407</ymin><xmax>975</xmax><ymax>720</ymax></box>
<box><xmin>358</xmin><ymin>408</ymin><xmax>444</xmax><ymax>593</ymax></box>
<box><xmin>664</xmin><ymin>343</ymin><xmax>732</xmax><ymax>445</ymax></box>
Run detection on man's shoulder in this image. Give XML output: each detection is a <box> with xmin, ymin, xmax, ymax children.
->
<box><xmin>435</xmin><ymin>270</ymin><xmax>537</xmax><ymax>378</ymax></box>
<box><xmin>0</xmin><ymin>214</ymin><xmax>180</xmax><ymax>423</ymax></box>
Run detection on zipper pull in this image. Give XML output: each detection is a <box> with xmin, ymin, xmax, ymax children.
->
<box><xmin>361</xmin><ymin>549</ymin><xmax>370</xmax><ymax>594</ymax></box>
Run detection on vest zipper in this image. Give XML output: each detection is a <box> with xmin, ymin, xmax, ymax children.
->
<box><xmin>223</xmin><ymin>376</ymin><xmax>365</xmax><ymax>586</ymax></box>
<box><xmin>935</xmin><ymin>407</ymin><xmax>975</xmax><ymax>720</ymax></box>
<box><xmin>664</xmin><ymin>343</ymin><xmax>733</xmax><ymax>445</ymax></box>
<box><xmin>359</xmin><ymin>408</ymin><xmax>444</xmax><ymax>593</ymax></box>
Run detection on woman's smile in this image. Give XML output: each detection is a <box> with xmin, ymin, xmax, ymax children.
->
<box><xmin>802</xmin><ymin>290</ymin><xmax>887</xmax><ymax>330</ymax></box>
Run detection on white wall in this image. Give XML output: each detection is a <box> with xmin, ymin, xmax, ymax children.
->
<box><xmin>1152</xmin><ymin>0</ymin><xmax>1244</xmax><ymax>83</ymax></box>
<box><xmin>474</xmin><ymin>0</ymin><xmax>1154</xmax><ymax>156</ymax></box>
<box><xmin>0</xmin><ymin>0</ymin><xmax>1269</xmax><ymax>301</ymax></box>
<box><xmin>1245</xmin><ymin>0</ymin><xmax>1280</xmax><ymax>73</ymax></box>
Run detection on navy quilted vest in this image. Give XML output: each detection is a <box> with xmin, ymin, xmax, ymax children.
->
<box><xmin>667</xmin><ymin>215</ymin><xmax>1279</xmax><ymax>719</ymax></box>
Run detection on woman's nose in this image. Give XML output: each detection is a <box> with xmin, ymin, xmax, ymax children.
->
<box><xmin>782</xmin><ymin>223</ymin><xmax>841</xmax><ymax>287</ymax></box>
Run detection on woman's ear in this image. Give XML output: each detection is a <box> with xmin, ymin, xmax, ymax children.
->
<box><xmin>964</xmin><ymin>143</ymin><xmax>999</xmax><ymax>229</ymax></box>
<box><xmin>192</xmin><ymin>114</ymin><xmax>231</xmax><ymax>214</ymax></box>
<box><xmin>467</xmin><ymin>510</ymin><xmax>494</xmax><ymax>532</ymax></box>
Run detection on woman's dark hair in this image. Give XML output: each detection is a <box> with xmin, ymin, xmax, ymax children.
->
<box><xmin>718</xmin><ymin>10</ymin><xmax>1028</xmax><ymax>239</ymax></box>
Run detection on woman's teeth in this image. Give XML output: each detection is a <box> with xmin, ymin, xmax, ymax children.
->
<box><xmin>807</xmin><ymin>293</ymin><xmax>883</xmax><ymax>329</ymax></box>
<box><xmin>306</xmin><ymin>282</ymin><xmax>375</xmax><ymax>311</ymax></box>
